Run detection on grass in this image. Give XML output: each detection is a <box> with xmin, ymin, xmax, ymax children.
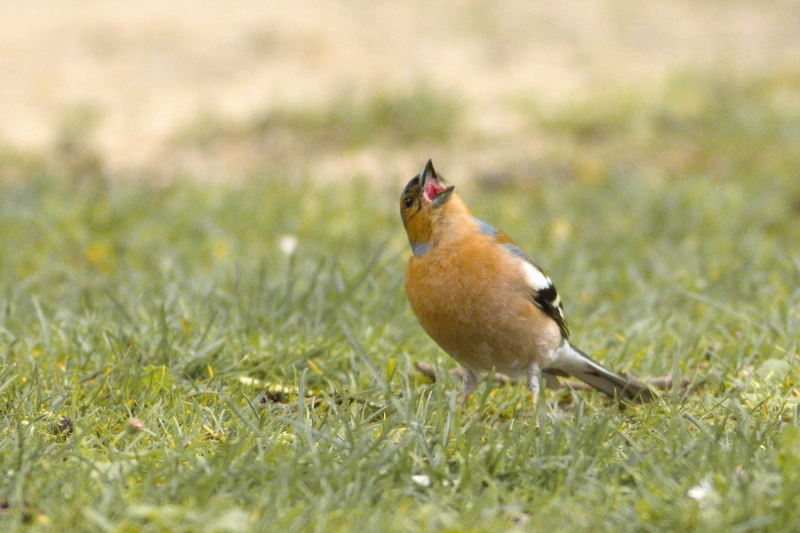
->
<box><xmin>2</xmin><ymin>72</ymin><xmax>800</xmax><ymax>532</ymax></box>
<box><xmin>514</xmin><ymin>70</ymin><xmax>800</xmax><ymax>185</ymax></box>
<box><xmin>166</xmin><ymin>84</ymin><xmax>468</xmax><ymax>182</ymax></box>
<box><xmin>172</xmin><ymin>86</ymin><xmax>464</xmax><ymax>175</ymax></box>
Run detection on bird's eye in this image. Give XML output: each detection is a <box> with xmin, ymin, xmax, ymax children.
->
<box><xmin>404</xmin><ymin>197</ymin><xmax>414</xmax><ymax>209</ymax></box>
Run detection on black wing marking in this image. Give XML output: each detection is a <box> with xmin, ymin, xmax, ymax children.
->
<box><xmin>502</xmin><ymin>243</ymin><xmax>570</xmax><ymax>339</ymax></box>
<box><xmin>533</xmin><ymin>282</ymin><xmax>570</xmax><ymax>339</ymax></box>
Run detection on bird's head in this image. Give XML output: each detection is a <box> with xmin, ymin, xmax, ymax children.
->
<box><xmin>400</xmin><ymin>160</ymin><xmax>460</xmax><ymax>254</ymax></box>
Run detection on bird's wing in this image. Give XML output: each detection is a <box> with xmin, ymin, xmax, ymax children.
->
<box><xmin>473</xmin><ymin>216</ymin><xmax>570</xmax><ymax>339</ymax></box>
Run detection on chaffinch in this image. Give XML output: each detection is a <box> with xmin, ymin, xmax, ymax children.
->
<box><xmin>401</xmin><ymin>160</ymin><xmax>652</xmax><ymax>405</ymax></box>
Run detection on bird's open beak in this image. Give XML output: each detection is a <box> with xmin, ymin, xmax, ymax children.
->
<box><xmin>418</xmin><ymin>159</ymin><xmax>434</xmax><ymax>187</ymax></box>
<box><xmin>419</xmin><ymin>159</ymin><xmax>455</xmax><ymax>206</ymax></box>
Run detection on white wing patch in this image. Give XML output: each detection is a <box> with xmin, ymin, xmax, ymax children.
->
<box><xmin>520</xmin><ymin>259</ymin><xmax>552</xmax><ymax>291</ymax></box>
<box><xmin>501</xmin><ymin>242</ymin><xmax>570</xmax><ymax>338</ymax></box>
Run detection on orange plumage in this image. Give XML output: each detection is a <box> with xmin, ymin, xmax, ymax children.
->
<box><xmin>401</xmin><ymin>160</ymin><xmax>652</xmax><ymax>405</ymax></box>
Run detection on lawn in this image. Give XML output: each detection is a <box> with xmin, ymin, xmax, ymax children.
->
<box><xmin>2</xmin><ymin>71</ymin><xmax>800</xmax><ymax>532</ymax></box>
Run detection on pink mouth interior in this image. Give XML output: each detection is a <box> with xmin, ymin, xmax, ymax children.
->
<box><xmin>423</xmin><ymin>180</ymin><xmax>446</xmax><ymax>202</ymax></box>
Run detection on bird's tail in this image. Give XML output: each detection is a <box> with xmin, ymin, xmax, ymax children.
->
<box><xmin>544</xmin><ymin>341</ymin><xmax>653</xmax><ymax>402</ymax></box>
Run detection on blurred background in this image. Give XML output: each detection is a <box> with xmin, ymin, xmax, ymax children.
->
<box><xmin>3</xmin><ymin>6</ymin><xmax>800</xmax><ymax>528</ymax></box>
<box><xmin>2</xmin><ymin>0</ymin><xmax>800</xmax><ymax>185</ymax></box>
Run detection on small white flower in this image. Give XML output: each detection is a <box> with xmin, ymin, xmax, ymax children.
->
<box><xmin>687</xmin><ymin>478</ymin><xmax>713</xmax><ymax>502</ymax></box>
<box><xmin>411</xmin><ymin>475</ymin><xmax>431</xmax><ymax>487</ymax></box>
<box><xmin>279</xmin><ymin>235</ymin><xmax>298</xmax><ymax>256</ymax></box>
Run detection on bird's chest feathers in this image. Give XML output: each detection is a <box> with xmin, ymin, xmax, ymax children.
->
<box><xmin>406</xmin><ymin>237</ymin><xmax>519</xmax><ymax>335</ymax></box>
<box><xmin>405</xmin><ymin>232</ymin><xmax>562</xmax><ymax>373</ymax></box>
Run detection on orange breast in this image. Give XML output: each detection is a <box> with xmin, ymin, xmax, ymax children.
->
<box><xmin>405</xmin><ymin>233</ymin><xmax>561</xmax><ymax>377</ymax></box>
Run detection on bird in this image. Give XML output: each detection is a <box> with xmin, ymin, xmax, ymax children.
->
<box><xmin>401</xmin><ymin>159</ymin><xmax>653</xmax><ymax>406</ymax></box>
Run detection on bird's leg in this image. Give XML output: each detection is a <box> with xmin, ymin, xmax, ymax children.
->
<box><xmin>527</xmin><ymin>363</ymin><xmax>542</xmax><ymax>405</ymax></box>
<box><xmin>526</xmin><ymin>363</ymin><xmax>545</xmax><ymax>429</ymax></box>
<box><xmin>461</xmin><ymin>366</ymin><xmax>479</xmax><ymax>406</ymax></box>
